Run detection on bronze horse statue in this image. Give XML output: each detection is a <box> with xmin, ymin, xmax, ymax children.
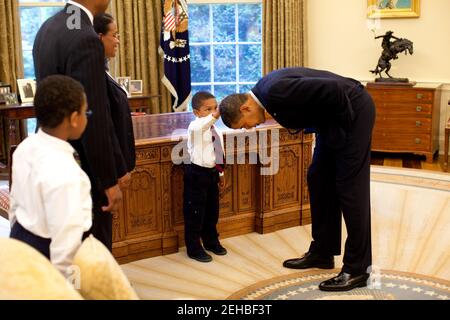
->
<box><xmin>370</xmin><ymin>38</ymin><xmax>414</xmax><ymax>79</ymax></box>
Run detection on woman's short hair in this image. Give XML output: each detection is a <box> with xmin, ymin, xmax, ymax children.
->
<box><xmin>93</xmin><ymin>13</ymin><xmax>114</xmax><ymax>35</ymax></box>
<box><xmin>34</xmin><ymin>75</ymin><xmax>85</xmax><ymax>129</ymax></box>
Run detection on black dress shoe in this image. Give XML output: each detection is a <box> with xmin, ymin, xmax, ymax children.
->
<box><xmin>187</xmin><ymin>250</ymin><xmax>213</xmax><ymax>263</ymax></box>
<box><xmin>204</xmin><ymin>243</ymin><xmax>227</xmax><ymax>256</ymax></box>
<box><xmin>283</xmin><ymin>252</ymin><xmax>334</xmax><ymax>269</ymax></box>
<box><xmin>319</xmin><ymin>272</ymin><xmax>370</xmax><ymax>292</ymax></box>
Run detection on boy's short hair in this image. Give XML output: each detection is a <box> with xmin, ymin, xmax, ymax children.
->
<box><xmin>191</xmin><ymin>91</ymin><xmax>216</xmax><ymax>110</ymax></box>
<box><xmin>34</xmin><ymin>75</ymin><xmax>86</xmax><ymax>129</ymax></box>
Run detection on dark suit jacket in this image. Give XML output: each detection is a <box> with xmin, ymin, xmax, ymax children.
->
<box><xmin>33</xmin><ymin>5</ymin><xmax>122</xmax><ymax>191</ymax></box>
<box><xmin>251</xmin><ymin>67</ymin><xmax>364</xmax><ymax>133</ymax></box>
<box><xmin>106</xmin><ymin>73</ymin><xmax>136</xmax><ymax>175</ymax></box>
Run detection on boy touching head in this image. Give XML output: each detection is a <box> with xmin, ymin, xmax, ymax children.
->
<box><xmin>183</xmin><ymin>91</ymin><xmax>227</xmax><ymax>263</ymax></box>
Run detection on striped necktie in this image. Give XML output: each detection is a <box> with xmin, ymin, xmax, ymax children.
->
<box><xmin>211</xmin><ymin>125</ymin><xmax>225</xmax><ymax>173</ymax></box>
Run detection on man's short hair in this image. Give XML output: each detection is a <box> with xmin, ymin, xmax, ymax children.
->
<box><xmin>191</xmin><ymin>91</ymin><xmax>215</xmax><ymax>110</ymax></box>
<box><xmin>34</xmin><ymin>75</ymin><xmax>86</xmax><ymax>129</ymax></box>
<box><xmin>219</xmin><ymin>93</ymin><xmax>248</xmax><ymax>128</ymax></box>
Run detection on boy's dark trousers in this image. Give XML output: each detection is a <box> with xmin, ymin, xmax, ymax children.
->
<box><xmin>183</xmin><ymin>163</ymin><xmax>220</xmax><ymax>256</ymax></box>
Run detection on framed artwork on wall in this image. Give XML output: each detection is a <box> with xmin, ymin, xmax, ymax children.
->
<box><xmin>368</xmin><ymin>0</ymin><xmax>420</xmax><ymax>19</ymax></box>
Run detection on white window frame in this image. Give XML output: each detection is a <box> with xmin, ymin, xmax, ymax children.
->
<box><xmin>189</xmin><ymin>0</ymin><xmax>263</xmax><ymax>96</ymax></box>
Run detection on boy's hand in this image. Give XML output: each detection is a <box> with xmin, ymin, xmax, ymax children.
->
<box><xmin>212</xmin><ymin>108</ymin><xmax>220</xmax><ymax>119</ymax></box>
<box><xmin>218</xmin><ymin>175</ymin><xmax>225</xmax><ymax>192</ymax></box>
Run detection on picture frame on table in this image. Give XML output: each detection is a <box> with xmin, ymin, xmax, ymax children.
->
<box><xmin>17</xmin><ymin>79</ymin><xmax>36</xmax><ymax>103</ymax></box>
<box><xmin>4</xmin><ymin>93</ymin><xmax>19</xmax><ymax>106</ymax></box>
<box><xmin>129</xmin><ymin>80</ymin><xmax>143</xmax><ymax>95</ymax></box>
<box><xmin>116</xmin><ymin>76</ymin><xmax>131</xmax><ymax>96</ymax></box>
<box><xmin>368</xmin><ymin>0</ymin><xmax>420</xmax><ymax>19</ymax></box>
<box><xmin>0</xmin><ymin>84</ymin><xmax>12</xmax><ymax>104</ymax></box>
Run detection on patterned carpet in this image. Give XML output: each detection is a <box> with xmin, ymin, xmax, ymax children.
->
<box><xmin>227</xmin><ymin>269</ymin><xmax>450</xmax><ymax>300</ymax></box>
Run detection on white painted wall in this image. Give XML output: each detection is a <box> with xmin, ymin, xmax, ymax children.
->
<box><xmin>306</xmin><ymin>0</ymin><xmax>450</xmax><ymax>154</ymax></box>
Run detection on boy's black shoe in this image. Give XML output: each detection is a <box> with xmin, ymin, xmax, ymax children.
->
<box><xmin>188</xmin><ymin>250</ymin><xmax>213</xmax><ymax>263</ymax></box>
<box><xmin>204</xmin><ymin>243</ymin><xmax>227</xmax><ymax>256</ymax></box>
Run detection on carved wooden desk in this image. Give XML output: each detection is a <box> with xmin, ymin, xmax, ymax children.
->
<box><xmin>114</xmin><ymin>112</ymin><xmax>313</xmax><ymax>263</ymax></box>
<box><xmin>0</xmin><ymin>104</ymin><xmax>35</xmax><ymax>170</ymax></box>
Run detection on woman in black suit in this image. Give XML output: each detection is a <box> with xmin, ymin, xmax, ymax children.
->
<box><xmin>92</xmin><ymin>13</ymin><xmax>135</xmax><ymax>248</ymax></box>
<box><xmin>94</xmin><ymin>13</ymin><xmax>136</xmax><ymax>190</ymax></box>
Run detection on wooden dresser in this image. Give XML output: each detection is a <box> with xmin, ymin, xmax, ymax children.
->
<box><xmin>366</xmin><ymin>83</ymin><xmax>442</xmax><ymax>162</ymax></box>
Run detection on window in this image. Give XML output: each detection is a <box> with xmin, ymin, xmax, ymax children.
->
<box><xmin>19</xmin><ymin>1</ymin><xmax>65</xmax><ymax>134</ymax></box>
<box><xmin>188</xmin><ymin>1</ymin><xmax>262</xmax><ymax>104</ymax></box>
<box><xmin>19</xmin><ymin>1</ymin><xmax>66</xmax><ymax>79</ymax></box>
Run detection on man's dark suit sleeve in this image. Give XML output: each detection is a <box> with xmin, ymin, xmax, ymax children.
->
<box><xmin>66</xmin><ymin>36</ymin><xmax>118</xmax><ymax>190</ymax></box>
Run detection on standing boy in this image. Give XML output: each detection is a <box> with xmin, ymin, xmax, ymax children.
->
<box><xmin>9</xmin><ymin>75</ymin><xmax>92</xmax><ymax>276</ymax></box>
<box><xmin>184</xmin><ymin>92</ymin><xmax>227</xmax><ymax>262</ymax></box>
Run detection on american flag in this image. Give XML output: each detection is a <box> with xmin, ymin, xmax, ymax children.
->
<box><xmin>159</xmin><ymin>0</ymin><xmax>191</xmax><ymax>112</ymax></box>
<box><xmin>164</xmin><ymin>11</ymin><xmax>176</xmax><ymax>31</ymax></box>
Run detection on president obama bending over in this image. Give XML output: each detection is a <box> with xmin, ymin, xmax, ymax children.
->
<box><xmin>219</xmin><ymin>67</ymin><xmax>375</xmax><ymax>292</ymax></box>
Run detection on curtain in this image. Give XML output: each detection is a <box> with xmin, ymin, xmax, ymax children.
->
<box><xmin>263</xmin><ymin>0</ymin><xmax>307</xmax><ymax>74</ymax></box>
<box><xmin>111</xmin><ymin>0</ymin><xmax>171</xmax><ymax>113</ymax></box>
<box><xmin>0</xmin><ymin>0</ymin><xmax>23</xmax><ymax>92</ymax></box>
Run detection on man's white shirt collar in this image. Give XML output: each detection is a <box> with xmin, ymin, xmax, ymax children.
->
<box><xmin>67</xmin><ymin>0</ymin><xmax>94</xmax><ymax>25</ymax></box>
<box><xmin>249</xmin><ymin>91</ymin><xmax>265</xmax><ymax>110</ymax></box>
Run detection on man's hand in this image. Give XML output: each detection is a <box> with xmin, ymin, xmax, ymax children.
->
<box><xmin>218</xmin><ymin>175</ymin><xmax>225</xmax><ymax>192</ymax></box>
<box><xmin>102</xmin><ymin>184</ymin><xmax>123</xmax><ymax>213</ymax></box>
<box><xmin>118</xmin><ymin>172</ymin><xmax>131</xmax><ymax>189</ymax></box>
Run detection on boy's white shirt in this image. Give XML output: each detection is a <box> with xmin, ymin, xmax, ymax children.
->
<box><xmin>187</xmin><ymin>114</ymin><xmax>225</xmax><ymax>168</ymax></box>
<box><xmin>8</xmin><ymin>129</ymin><xmax>92</xmax><ymax>275</ymax></box>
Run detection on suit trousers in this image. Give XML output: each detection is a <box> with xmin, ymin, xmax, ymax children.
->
<box><xmin>183</xmin><ymin>164</ymin><xmax>220</xmax><ymax>255</ymax></box>
<box><xmin>307</xmin><ymin>87</ymin><xmax>375</xmax><ymax>275</ymax></box>
<box><xmin>89</xmin><ymin>187</ymin><xmax>113</xmax><ymax>251</ymax></box>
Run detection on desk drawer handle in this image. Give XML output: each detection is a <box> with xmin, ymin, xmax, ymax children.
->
<box><xmin>415</xmin><ymin>121</ymin><xmax>422</xmax><ymax>127</ymax></box>
<box><xmin>415</xmin><ymin>138</ymin><xmax>421</xmax><ymax>144</ymax></box>
<box><xmin>416</xmin><ymin>93</ymin><xmax>424</xmax><ymax>99</ymax></box>
<box><xmin>416</xmin><ymin>106</ymin><xmax>422</xmax><ymax>112</ymax></box>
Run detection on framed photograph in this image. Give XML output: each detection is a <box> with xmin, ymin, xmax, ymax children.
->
<box><xmin>0</xmin><ymin>84</ymin><xmax>11</xmax><ymax>104</ymax></box>
<box><xmin>116</xmin><ymin>76</ymin><xmax>131</xmax><ymax>96</ymax></box>
<box><xmin>129</xmin><ymin>80</ymin><xmax>143</xmax><ymax>95</ymax></box>
<box><xmin>368</xmin><ymin>0</ymin><xmax>420</xmax><ymax>19</ymax></box>
<box><xmin>4</xmin><ymin>93</ymin><xmax>19</xmax><ymax>106</ymax></box>
<box><xmin>17</xmin><ymin>79</ymin><xmax>36</xmax><ymax>103</ymax></box>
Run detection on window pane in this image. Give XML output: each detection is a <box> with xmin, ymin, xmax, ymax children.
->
<box><xmin>20</xmin><ymin>5</ymin><xmax>63</xmax><ymax>79</ymax></box>
<box><xmin>239</xmin><ymin>44</ymin><xmax>262</xmax><ymax>82</ymax></box>
<box><xmin>23</xmin><ymin>50</ymin><xmax>35</xmax><ymax>79</ymax></box>
<box><xmin>190</xmin><ymin>45</ymin><xmax>211</xmax><ymax>83</ymax></box>
<box><xmin>238</xmin><ymin>4</ymin><xmax>262</xmax><ymax>42</ymax></box>
<box><xmin>214</xmin><ymin>45</ymin><xmax>236</xmax><ymax>82</ymax></box>
<box><xmin>213</xmin><ymin>85</ymin><xmax>237</xmax><ymax>103</ymax></box>
<box><xmin>213</xmin><ymin>4</ymin><xmax>235</xmax><ymax>42</ymax></box>
<box><xmin>239</xmin><ymin>84</ymin><xmax>256</xmax><ymax>93</ymax></box>
<box><xmin>27</xmin><ymin>119</ymin><xmax>37</xmax><ymax>136</ymax></box>
<box><xmin>189</xmin><ymin>4</ymin><xmax>210</xmax><ymax>43</ymax></box>
<box><xmin>20</xmin><ymin>7</ymin><xmax>41</xmax><ymax>50</ymax></box>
